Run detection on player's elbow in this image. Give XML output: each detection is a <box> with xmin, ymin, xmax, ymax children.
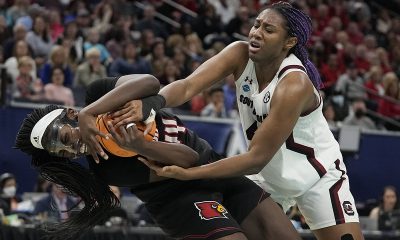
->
<box><xmin>181</xmin><ymin>150</ymin><xmax>199</xmax><ymax>168</ymax></box>
<box><xmin>141</xmin><ymin>74</ymin><xmax>161</xmax><ymax>94</ymax></box>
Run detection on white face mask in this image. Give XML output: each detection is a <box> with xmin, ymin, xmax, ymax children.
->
<box><xmin>2</xmin><ymin>186</ymin><xmax>16</xmax><ymax>198</ymax></box>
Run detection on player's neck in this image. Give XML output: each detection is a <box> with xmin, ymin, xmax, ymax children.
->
<box><xmin>254</xmin><ymin>55</ymin><xmax>285</xmax><ymax>90</ymax></box>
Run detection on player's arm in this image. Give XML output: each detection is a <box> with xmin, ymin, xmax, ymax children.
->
<box><xmin>143</xmin><ymin>73</ymin><xmax>316</xmax><ymax>180</ymax></box>
<box><xmin>82</xmin><ymin>74</ymin><xmax>159</xmax><ymax>116</ymax></box>
<box><xmin>160</xmin><ymin>41</ymin><xmax>247</xmax><ymax>107</ymax></box>
<box><xmin>110</xmin><ymin>42</ymin><xmax>248</xmax><ymax>128</ymax></box>
<box><xmin>79</xmin><ymin>74</ymin><xmax>160</xmax><ymax>162</ymax></box>
<box><xmin>107</xmin><ymin>123</ymin><xmax>199</xmax><ymax>168</ymax></box>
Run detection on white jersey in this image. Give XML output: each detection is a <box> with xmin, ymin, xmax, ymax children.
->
<box><xmin>236</xmin><ymin>54</ymin><xmax>343</xmax><ymax>197</ymax></box>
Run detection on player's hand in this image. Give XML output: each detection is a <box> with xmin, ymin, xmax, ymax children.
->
<box><xmin>107</xmin><ymin>121</ymin><xmax>145</xmax><ymax>152</ymax></box>
<box><xmin>78</xmin><ymin>110</ymin><xmax>109</xmax><ymax>163</ymax></box>
<box><xmin>109</xmin><ymin>100</ymin><xmax>155</xmax><ymax>134</ymax></box>
<box><xmin>138</xmin><ymin>157</ymin><xmax>192</xmax><ymax>180</ymax></box>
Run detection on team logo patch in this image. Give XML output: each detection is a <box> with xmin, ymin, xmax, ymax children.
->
<box><xmin>342</xmin><ymin>201</ymin><xmax>355</xmax><ymax>216</ymax></box>
<box><xmin>263</xmin><ymin>91</ymin><xmax>270</xmax><ymax>103</ymax></box>
<box><xmin>242</xmin><ymin>84</ymin><xmax>250</xmax><ymax>92</ymax></box>
<box><xmin>194</xmin><ymin>201</ymin><xmax>228</xmax><ymax>220</ymax></box>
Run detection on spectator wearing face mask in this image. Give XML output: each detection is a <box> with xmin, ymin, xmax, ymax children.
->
<box><xmin>0</xmin><ymin>173</ymin><xmax>22</xmax><ymax>215</ymax></box>
<box><xmin>343</xmin><ymin>99</ymin><xmax>378</xmax><ymax>130</ymax></box>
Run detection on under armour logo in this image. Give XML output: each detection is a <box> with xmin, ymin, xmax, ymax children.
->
<box><xmin>33</xmin><ymin>136</ymin><xmax>39</xmax><ymax>143</ymax></box>
<box><xmin>245</xmin><ymin>76</ymin><xmax>253</xmax><ymax>84</ymax></box>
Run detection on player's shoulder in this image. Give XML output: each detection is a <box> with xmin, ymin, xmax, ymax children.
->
<box><xmin>225</xmin><ymin>41</ymin><xmax>249</xmax><ymax>55</ymax></box>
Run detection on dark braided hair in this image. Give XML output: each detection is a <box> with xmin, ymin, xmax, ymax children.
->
<box><xmin>15</xmin><ymin>105</ymin><xmax>120</xmax><ymax>240</ymax></box>
<box><xmin>269</xmin><ymin>1</ymin><xmax>323</xmax><ymax>89</ymax></box>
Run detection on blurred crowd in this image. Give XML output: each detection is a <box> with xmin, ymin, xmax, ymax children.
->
<box><xmin>0</xmin><ymin>0</ymin><xmax>399</xmax><ymax>129</ymax></box>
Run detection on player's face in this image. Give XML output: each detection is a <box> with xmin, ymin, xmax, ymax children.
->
<box><xmin>248</xmin><ymin>9</ymin><xmax>292</xmax><ymax>62</ymax></box>
<box><xmin>45</xmin><ymin>109</ymin><xmax>87</xmax><ymax>158</ymax></box>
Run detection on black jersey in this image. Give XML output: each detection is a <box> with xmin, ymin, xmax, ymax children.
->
<box><xmin>85</xmin><ymin>78</ymin><xmax>221</xmax><ymax>187</ymax></box>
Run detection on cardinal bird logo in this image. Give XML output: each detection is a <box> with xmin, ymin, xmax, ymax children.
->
<box><xmin>194</xmin><ymin>201</ymin><xmax>228</xmax><ymax>220</ymax></box>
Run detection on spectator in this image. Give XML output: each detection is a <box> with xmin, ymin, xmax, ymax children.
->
<box><xmin>192</xmin><ymin>3</ymin><xmax>222</xmax><ymax>40</ymax></box>
<box><xmin>222</xmin><ymin>74</ymin><xmax>237</xmax><ymax>116</ymax></box>
<box><xmin>225</xmin><ymin>6</ymin><xmax>250</xmax><ymax>36</ymax></box>
<box><xmin>184</xmin><ymin>33</ymin><xmax>204</xmax><ymax>61</ymax></box>
<box><xmin>48</xmin><ymin>9</ymin><xmax>64</xmax><ymax>42</ymax></box>
<box><xmin>158</xmin><ymin>59</ymin><xmax>180</xmax><ymax>87</ymax></box>
<box><xmin>320</xmin><ymin>53</ymin><xmax>343</xmax><ymax>96</ymax></box>
<box><xmin>136</xmin><ymin>4</ymin><xmax>168</xmax><ymax>39</ymax></box>
<box><xmin>148</xmin><ymin>39</ymin><xmax>170</xmax><ymax>79</ymax></box>
<box><xmin>83</xmin><ymin>28</ymin><xmax>112</xmax><ymax>64</ymax></box>
<box><xmin>13</xmin><ymin>56</ymin><xmax>43</xmax><ymax>101</ymax></box>
<box><xmin>0</xmin><ymin>15</ymin><xmax>12</xmax><ymax>48</ymax></box>
<box><xmin>44</xmin><ymin>66</ymin><xmax>74</xmax><ymax>106</ymax></box>
<box><xmin>74</xmin><ymin>48</ymin><xmax>107</xmax><ymax>88</ymax></box>
<box><xmin>378</xmin><ymin>72</ymin><xmax>400</xmax><ymax>130</ymax></box>
<box><xmin>322</xmin><ymin>101</ymin><xmax>340</xmax><ymax>129</ymax></box>
<box><xmin>0</xmin><ymin>173</ymin><xmax>21</xmax><ymax>215</ymax></box>
<box><xmin>6</xmin><ymin>0</ymin><xmax>29</xmax><ymax>27</ymax></box>
<box><xmin>335</xmin><ymin>63</ymin><xmax>366</xmax><ymax>102</ymax></box>
<box><xmin>25</xmin><ymin>15</ymin><xmax>53</xmax><ymax>67</ymax></box>
<box><xmin>201</xmin><ymin>87</ymin><xmax>228</xmax><ymax>118</ymax></box>
<box><xmin>343</xmin><ymin>99</ymin><xmax>377</xmax><ymax>130</ymax></box>
<box><xmin>369</xmin><ymin>185</ymin><xmax>400</xmax><ymax>231</ymax></box>
<box><xmin>208</xmin><ymin>0</ymin><xmax>239</xmax><ymax>25</ymax></box>
<box><xmin>4</xmin><ymin>40</ymin><xmax>36</xmax><ymax>82</ymax></box>
<box><xmin>109</xmin><ymin>41</ymin><xmax>151</xmax><ymax>77</ymax></box>
<box><xmin>33</xmin><ymin>183</ymin><xmax>76</xmax><ymax>222</ymax></box>
<box><xmin>364</xmin><ymin>65</ymin><xmax>384</xmax><ymax>109</ymax></box>
<box><xmin>56</xmin><ymin>17</ymin><xmax>84</xmax><ymax>65</ymax></box>
<box><xmin>40</xmin><ymin>45</ymin><xmax>73</xmax><ymax>87</ymax></box>
<box><xmin>2</xmin><ymin>24</ymin><xmax>28</xmax><ymax>60</ymax></box>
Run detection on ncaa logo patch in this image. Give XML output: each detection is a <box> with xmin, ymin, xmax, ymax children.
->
<box><xmin>342</xmin><ymin>201</ymin><xmax>355</xmax><ymax>216</ymax></box>
<box><xmin>242</xmin><ymin>85</ymin><xmax>250</xmax><ymax>92</ymax></box>
<box><xmin>194</xmin><ymin>201</ymin><xmax>228</xmax><ymax>220</ymax></box>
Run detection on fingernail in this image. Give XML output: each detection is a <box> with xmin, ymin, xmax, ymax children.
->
<box><xmin>104</xmin><ymin>155</ymin><xmax>108</xmax><ymax>160</ymax></box>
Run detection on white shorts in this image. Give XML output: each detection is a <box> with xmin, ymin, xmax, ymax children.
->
<box><xmin>260</xmin><ymin>159</ymin><xmax>360</xmax><ymax>230</ymax></box>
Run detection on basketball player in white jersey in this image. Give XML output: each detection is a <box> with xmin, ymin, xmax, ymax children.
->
<box><xmin>79</xmin><ymin>2</ymin><xmax>364</xmax><ymax>240</ymax></box>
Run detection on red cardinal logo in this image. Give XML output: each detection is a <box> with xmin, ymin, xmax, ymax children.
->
<box><xmin>194</xmin><ymin>201</ymin><xmax>228</xmax><ymax>220</ymax></box>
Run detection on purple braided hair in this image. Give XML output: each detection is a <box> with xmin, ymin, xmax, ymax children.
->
<box><xmin>269</xmin><ymin>1</ymin><xmax>323</xmax><ymax>89</ymax></box>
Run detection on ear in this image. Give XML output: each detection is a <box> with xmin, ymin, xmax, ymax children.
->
<box><xmin>285</xmin><ymin>37</ymin><xmax>297</xmax><ymax>51</ymax></box>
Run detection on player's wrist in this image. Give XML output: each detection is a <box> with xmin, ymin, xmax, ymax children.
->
<box><xmin>141</xmin><ymin>94</ymin><xmax>166</xmax><ymax>123</ymax></box>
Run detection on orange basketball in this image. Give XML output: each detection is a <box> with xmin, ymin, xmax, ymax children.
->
<box><xmin>95</xmin><ymin>114</ymin><xmax>157</xmax><ymax>157</ymax></box>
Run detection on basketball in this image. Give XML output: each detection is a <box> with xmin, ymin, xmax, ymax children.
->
<box><xmin>95</xmin><ymin>114</ymin><xmax>156</xmax><ymax>157</ymax></box>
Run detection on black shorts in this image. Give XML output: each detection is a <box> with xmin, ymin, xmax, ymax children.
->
<box><xmin>131</xmin><ymin>177</ymin><xmax>270</xmax><ymax>239</ymax></box>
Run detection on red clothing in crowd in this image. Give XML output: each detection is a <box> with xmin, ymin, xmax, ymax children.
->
<box><xmin>378</xmin><ymin>99</ymin><xmax>400</xmax><ymax>118</ymax></box>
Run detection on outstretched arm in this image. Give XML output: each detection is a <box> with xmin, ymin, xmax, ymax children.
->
<box><xmin>142</xmin><ymin>73</ymin><xmax>316</xmax><ymax>180</ymax></box>
<box><xmin>110</xmin><ymin>42</ymin><xmax>248</xmax><ymax>128</ymax></box>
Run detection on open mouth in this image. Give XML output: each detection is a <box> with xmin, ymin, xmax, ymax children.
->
<box><xmin>249</xmin><ymin>41</ymin><xmax>261</xmax><ymax>53</ymax></box>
